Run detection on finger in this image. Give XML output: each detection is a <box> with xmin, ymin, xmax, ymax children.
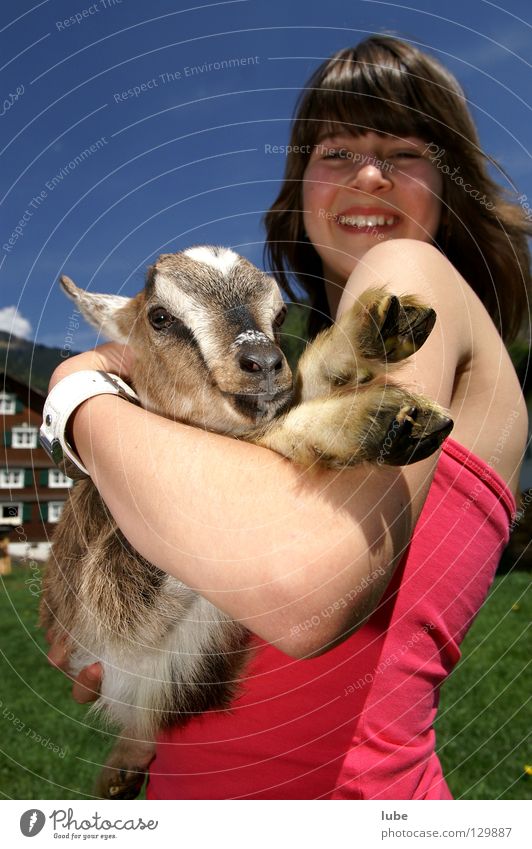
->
<box><xmin>47</xmin><ymin>639</ymin><xmax>69</xmax><ymax>671</ymax></box>
<box><xmin>72</xmin><ymin>663</ymin><xmax>102</xmax><ymax>704</ymax></box>
<box><xmin>94</xmin><ymin>342</ymin><xmax>136</xmax><ymax>379</ymax></box>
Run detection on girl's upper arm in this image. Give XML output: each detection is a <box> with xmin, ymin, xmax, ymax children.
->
<box><xmin>292</xmin><ymin>240</ymin><xmax>473</xmax><ymax>655</ymax></box>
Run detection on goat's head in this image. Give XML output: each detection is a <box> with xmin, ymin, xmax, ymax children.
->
<box><xmin>60</xmin><ymin>246</ymin><xmax>294</xmax><ymax>434</ymax></box>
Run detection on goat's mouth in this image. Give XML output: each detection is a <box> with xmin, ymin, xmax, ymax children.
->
<box><xmin>226</xmin><ymin>388</ymin><xmax>293</xmax><ymax>421</ymax></box>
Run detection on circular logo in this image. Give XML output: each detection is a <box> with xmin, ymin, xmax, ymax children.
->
<box><xmin>20</xmin><ymin>810</ymin><xmax>46</xmax><ymax>837</ymax></box>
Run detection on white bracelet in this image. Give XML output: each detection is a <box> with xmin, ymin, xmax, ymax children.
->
<box><xmin>39</xmin><ymin>370</ymin><xmax>140</xmax><ymax>478</ymax></box>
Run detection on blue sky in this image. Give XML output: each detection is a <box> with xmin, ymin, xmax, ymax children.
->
<box><xmin>1</xmin><ymin>0</ymin><xmax>531</xmax><ymax>351</ymax></box>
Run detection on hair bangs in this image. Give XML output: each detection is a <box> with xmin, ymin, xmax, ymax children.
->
<box><xmin>294</xmin><ymin>47</ymin><xmax>443</xmax><ymax>151</ymax></box>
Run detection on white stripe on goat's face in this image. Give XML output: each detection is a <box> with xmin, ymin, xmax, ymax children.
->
<box><xmin>152</xmin><ymin>273</ymin><xmax>215</xmax><ymax>358</ymax></box>
<box><xmin>232</xmin><ymin>329</ymin><xmax>272</xmax><ymax>350</ymax></box>
<box><xmin>183</xmin><ymin>245</ymin><xmax>239</xmax><ymax>276</ymax></box>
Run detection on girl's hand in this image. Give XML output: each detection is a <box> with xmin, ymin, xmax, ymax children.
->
<box><xmin>49</xmin><ymin>342</ymin><xmax>136</xmax><ymax>392</ymax></box>
<box><xmin>44</xmin><ymin>344</ymin><xmax>135</xmax><ymax>691</ymax></box>
<box><xmin>45</xmin><ymin>344</ymin><xmax>134</xmax><ymax>697</ymax></box>
<box><xmin>46</xmin><ymin>629</ymin><xmax>102</xmax><ymax>704</ymax></box>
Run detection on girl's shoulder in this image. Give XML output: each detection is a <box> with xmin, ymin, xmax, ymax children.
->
<box><xmin>448</xmin><ymin>283</ymin><xmax>528</xmax><ymax>498</ymax></box>
<box><xmin>345</xmin><ymin>240</ymin><xmax>528</xmax><ymax>496</ymax></box>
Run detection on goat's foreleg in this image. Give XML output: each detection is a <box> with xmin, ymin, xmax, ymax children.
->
<box><xmin>254</xmin><ymin>384</ymin><xmax>452</xmax><ymax>468</ymax></box>
<box><xmin>294</xmin><ymin>287</ymin><xmax>437</xmax><ymax>404</ymax></box>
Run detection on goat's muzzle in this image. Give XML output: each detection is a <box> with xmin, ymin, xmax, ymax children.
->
<box><xmin>222</xmin><ymin>338</ymin><xmax>292</xmax><ymax>422</ymax></box>
<box><xmin>238</xmin><ymin>342</ymin><xmax>284</xmax><ymax>377</ymax></box>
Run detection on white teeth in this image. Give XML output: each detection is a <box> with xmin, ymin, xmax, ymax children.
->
<box><xmin>337</xmin><ymin>214</ymin><xmax>396</xmax><ymax>227</ymax></box>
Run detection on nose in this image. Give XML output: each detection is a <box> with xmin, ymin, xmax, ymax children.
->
<box><xmin>348</xmin><ymin>160</ymin><xmax>391</xmax><ymax>193</ymax></box>
<box><xmin>238</xmin><ymin>343</ymin><xmax>284</xmax><ymax>374</ymax></box>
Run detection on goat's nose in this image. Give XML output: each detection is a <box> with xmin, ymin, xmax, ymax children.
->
<box><xmin>238</xmin><ymin>345</ymin><xmax>284</xmax><ymax>374</ymax></box>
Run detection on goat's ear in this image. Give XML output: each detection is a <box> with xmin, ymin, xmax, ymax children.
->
<box><xmin>60</xmin><ymin>275</ymin><xmax>132</xmax><ymax>343</ymax></box>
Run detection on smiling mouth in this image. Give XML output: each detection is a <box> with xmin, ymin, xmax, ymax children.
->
<box><xmin>335</xmin><ymin>213</ymin><xmax>400</xmax><ymax>229</ymax></box>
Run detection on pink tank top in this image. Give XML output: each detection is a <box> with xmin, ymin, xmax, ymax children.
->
<box><xmin>146</xmin><ymin>438</ymin><xmax>515</xmax><ymax>800</ymax></box>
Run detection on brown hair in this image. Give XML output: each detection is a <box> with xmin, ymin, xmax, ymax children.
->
<box><xmin>263</xmin><ymin>35</ymin><xmax>531</xmax><ymax>342</ymax></box>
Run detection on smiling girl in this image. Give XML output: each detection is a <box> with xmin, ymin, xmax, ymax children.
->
<box><xmin>46</xmin><ymin>35</ymin><xmax>530</xmax><ymax>799</ymax></box>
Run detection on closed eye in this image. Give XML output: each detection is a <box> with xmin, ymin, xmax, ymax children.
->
<box><xmin>392</xmin><ymin>151</ymin><xmax>422</xmax><ymax>159</ymax></box>
<box><xmin>322</xmin><ymin>148</ymin><xmax>351</xmax><ymax>160</ymax></box>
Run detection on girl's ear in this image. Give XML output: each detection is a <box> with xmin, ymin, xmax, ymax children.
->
<box><xmin>59</xmin><ymin>275</ymin><xmax>132</xmax><ymax>344</ymax></box>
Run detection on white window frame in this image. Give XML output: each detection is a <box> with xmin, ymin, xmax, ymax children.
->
<box><xmin>0</xmin><ymin>469</ymin><xmax>25</xmax><ymax>488</ymax></box>
<box><xmin>0</xmin><ymin>393</ymin><xmax>16</xmax><ymax>415</ymax></box>
<box><xmin>0</xmin><ymin>502</ymin><xmax>23</xmax><ymax>525</ymax></box>
<box><xmin>47</xmin><ymin>469</ymin><xmax>73</xmax><ymax>488</ymax></box>
<box><xmin>11</xmin><ymin>426</ymin><xmax>38</xmax><ymax>449</ymax></box>
<box><xmin>47</xmin><ymin>501</ymin><xmax>64</xmax><ymax>523</ymax></box>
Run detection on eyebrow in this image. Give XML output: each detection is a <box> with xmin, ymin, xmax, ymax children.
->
<box><xmin>315</xmin><ymin>132</ymin><xmax>355</xmax><ymax>144</ymax></box>
<box><xmin>314</xmin><ymin>133</ymin><xmax>427</xmax><ymax>148</ymax></box>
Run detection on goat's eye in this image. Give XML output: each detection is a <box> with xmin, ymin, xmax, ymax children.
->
<box><xmin>149</xmin><ymin>307</ymin><xmax>175</xmax><ymax>330</ymax></box>
<box><xmin>274</xmin><ymin>306</ymin><xmax>287</xmax><ymax>328</ymax></box>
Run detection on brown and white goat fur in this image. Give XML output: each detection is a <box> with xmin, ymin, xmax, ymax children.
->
<box><xmin>40</xmin><ymin>245</ymin><xmax>452</xmax><ymax>799</ymax></box>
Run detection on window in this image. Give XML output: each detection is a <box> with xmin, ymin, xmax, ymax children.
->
<box><xmin>12</xmin><ymin>426</ymin><xmax>38</xmax><ymax>449</ymax></box>
<box><xmin>0</xmin><ymin>503</ymin><xmax>22</xmax><ymax>525</ymax></box>
<box><xmin>48</xmin><ymin>469</ymin><xmax>73</xmax><ymax>488</ymax></box>
<box><xmin>0</xmin><ymin>469</ymin><xmax>24</xmax><ymax>488</ymax></box>
<box><xmin>47</xmin><ymin>501</ymin><xmax>64</xmax><ymax>523</ymax></box>
<box><xmin>0</xmin><ymin>393</ymin><xmax>16</xmax><ymax>415</ymax></box>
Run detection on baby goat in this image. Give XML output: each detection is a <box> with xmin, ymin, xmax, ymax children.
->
<box><xmin>40</xmin><ymin>245</ymin><xmax>452</xmax><ymax>799</ymax></box>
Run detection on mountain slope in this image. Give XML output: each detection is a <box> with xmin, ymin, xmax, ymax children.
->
<box><xmin>0</xmin><ymin>331</ymin><xmax>77</xmax><ymax>394</ymax></box>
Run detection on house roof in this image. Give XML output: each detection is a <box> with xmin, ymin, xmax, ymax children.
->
<box><xmin>1</xmin><ymin>370</ymin><xmax>47</xmax><ymax>413</ymax></box>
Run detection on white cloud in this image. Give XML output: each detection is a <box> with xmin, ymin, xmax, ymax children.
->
<box><xmin>0</xmin><ymin>306</ymin><xmax>33</xmax><ymax>339</ymax></box>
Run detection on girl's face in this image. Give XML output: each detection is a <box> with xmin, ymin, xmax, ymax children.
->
<box><xmin>302</xmin><ymin>131</ymin><xmax>443</xmax><ymax>289</ymax></box>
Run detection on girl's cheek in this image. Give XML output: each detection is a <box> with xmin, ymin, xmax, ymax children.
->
<box><xmin>302</xmin><ymin>181</ymin><xmax>316</xmax><ymax>213</ymax></box>
<box><xmin>303</xmin><ymin>168</ymin><xmax>336</xmax><ymax>209</ymax></box>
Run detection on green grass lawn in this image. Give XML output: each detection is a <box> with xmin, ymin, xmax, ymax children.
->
<box><xmin>435</xmin><ymin>569</ymin><xmax>531</xmax><ymax>800</ymax></box>
<box><xmin>0</xmin><ymin>565</ymin><xmax>530</xmax><ymax>800</ymax></box>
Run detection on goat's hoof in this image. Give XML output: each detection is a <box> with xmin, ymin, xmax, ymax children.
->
<box><xmin>364</xmin><ymin>293</ymin><xmax>436</xmax><ymax>362</ymax></box>
<box><xmin>379</xmin><ymin>403</ymin><xmax>453</xmax><ymax>465</ymax></box>
<box><xmin>95</xmin><ymin>765</ymin><xmax>147</xmax><ymax>800</ymax></box>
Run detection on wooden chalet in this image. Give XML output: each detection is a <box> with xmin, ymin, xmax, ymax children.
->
<box><xmin>1</xmin><ymin>371</ymin><xmax>72</xmax><ymax>553</ymax></box>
